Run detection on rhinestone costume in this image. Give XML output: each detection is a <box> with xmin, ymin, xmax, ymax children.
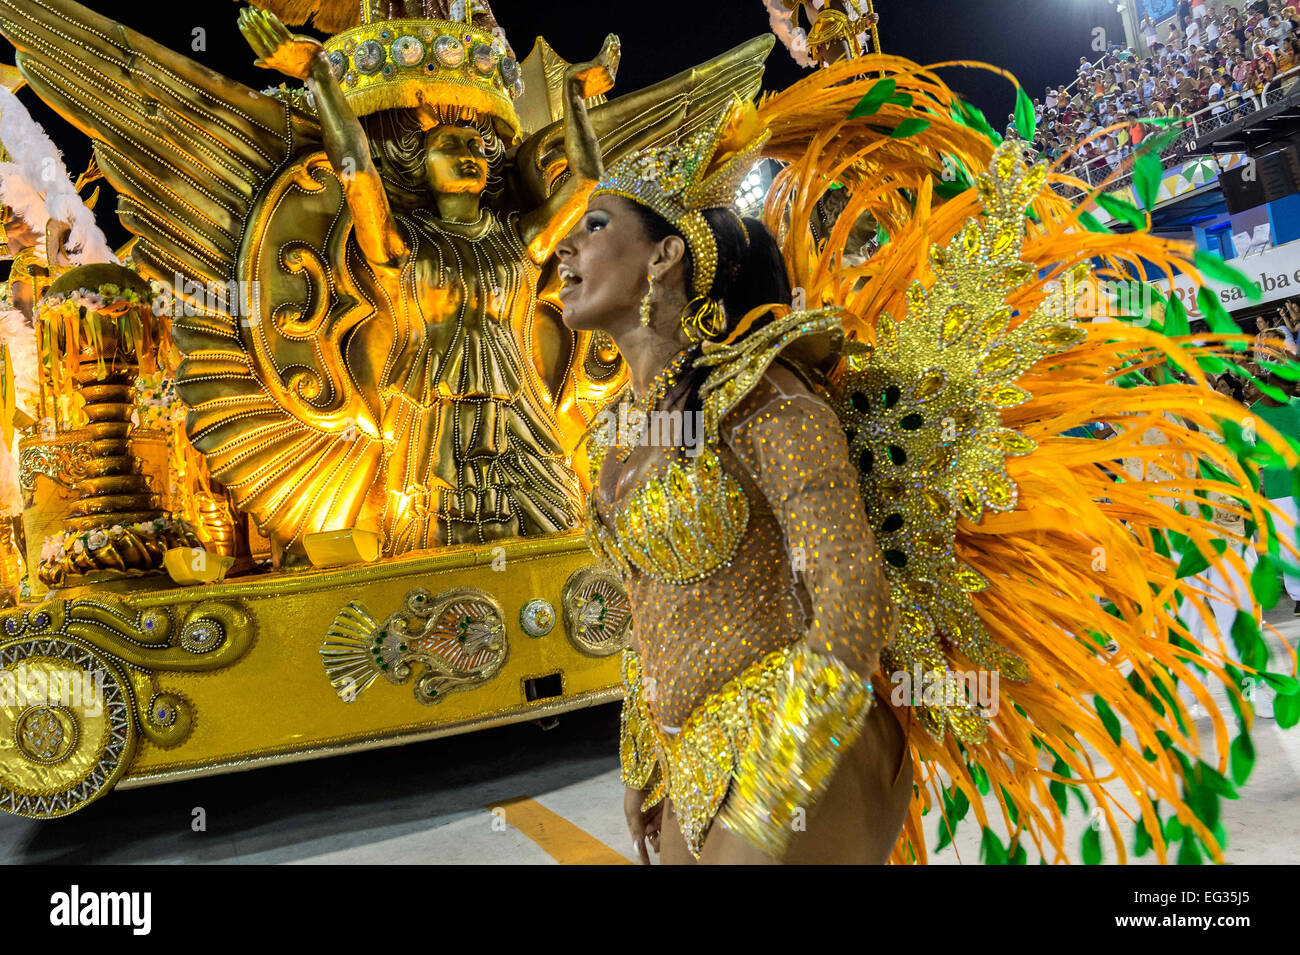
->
<box><xmin>586</xmin><ymin>441</ymin><xmax>750</xmax><ymax>584</ymax></box>
<box><xmin>584</xmin><ymin>311</ymin><xmax>896</xmax><ymax>858</ymax></box>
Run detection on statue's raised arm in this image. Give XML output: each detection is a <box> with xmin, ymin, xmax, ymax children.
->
<box><xmin>516</xmin><ymin>34</ymin><xmax>619</xmax><ymax>264</ymax></box>
<box><xmin>239</xmin><ymin>7</ymin><xmax>406</xmax><ymax>267</ymax></box>
<box><xmin>0</xmin><ymin>0</ymin><xmax>777</xmax><ymax>559</ymax></box>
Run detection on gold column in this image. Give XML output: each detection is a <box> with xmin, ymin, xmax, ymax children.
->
<box><xmin>65</xmin><ymin>343</ymin><xmax>160</xmax><ymax>534</ymax></box>
<box><xmin>32</xmin><ymin>263</ymin><xmax>196</xmax><ymax>586</ymax></box>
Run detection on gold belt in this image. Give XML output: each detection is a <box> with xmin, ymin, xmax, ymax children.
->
<box><xmin>620</xmin><ymin>642</ymin><xmax>875</xmax><ymax>859</ymax></box>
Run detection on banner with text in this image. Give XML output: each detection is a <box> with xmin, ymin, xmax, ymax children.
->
<box><xmin>1156</xmin><ymin>239</ymin><xmax>1300</xmax><ymax>321</ymax></box>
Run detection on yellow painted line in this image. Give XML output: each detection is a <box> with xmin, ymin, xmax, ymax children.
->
<box><xmin>492</xmin><ymin>796</ymin><xmax>632</xmax><ymax>865</ymax></box>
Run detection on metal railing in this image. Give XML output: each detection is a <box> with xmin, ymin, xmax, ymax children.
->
<box><xmin>1056</xmin><ymin>50</ymin><xmax>1115</xmax><ymax>100</ymax></box>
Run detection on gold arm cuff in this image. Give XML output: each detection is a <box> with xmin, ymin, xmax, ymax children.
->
<box><xmin>714</xmin><ymin>643</ymin><xmax>875</xmax><ymax>858</ymax></box>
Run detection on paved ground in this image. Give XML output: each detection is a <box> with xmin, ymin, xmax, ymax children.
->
<box><xmin>1</xmin><ymin>610</ymin><xmax>1296</xmax><ymax>865</ymax></box>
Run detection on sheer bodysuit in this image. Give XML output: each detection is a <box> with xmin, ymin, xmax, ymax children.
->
<box><xmin>585</xmin><ymin>357</ymin><xmax>901</xmax><ymax>857</ymax></box>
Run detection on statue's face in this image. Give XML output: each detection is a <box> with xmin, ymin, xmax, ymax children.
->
<box><xmin>423</xmin><ymin>125</ymin><xmax>488</xmax><ymax>196</ymax></box>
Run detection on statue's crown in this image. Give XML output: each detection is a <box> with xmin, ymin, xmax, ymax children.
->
<box><xmin>323</xmin><ymin>4</ymin><xmax>522</xmax><ymax>143</ymax></box>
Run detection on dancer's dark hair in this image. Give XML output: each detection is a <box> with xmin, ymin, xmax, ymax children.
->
<box><xmin>624</xmin><ymin>201</ymin><xmax>793</xmax><ymax>428</ymax></box>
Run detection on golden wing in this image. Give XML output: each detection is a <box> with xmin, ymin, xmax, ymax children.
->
<box><xmin>176</xmin><ymin>154</ymin><xmax>384</xmax><ymax>550</ymax></box>
<box><xmin>512</xmin><ymin>35</ymin><xmax>775</xmax><ymax>206</ymax></box>
<box><xmin>0</xmin><ymin>0</ymin><xmax>384</xmax><ymax>552</ymax></box>
<box><xmin>0</xmin><ymin>0</ymin><xmax>318</xmax><ymax>296</ymax></box>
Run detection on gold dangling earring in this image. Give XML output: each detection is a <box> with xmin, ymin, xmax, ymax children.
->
<box><xmin>639</xmin><ymin>273</ymin><xmax>656</xmax><ymax>327</ymax></box>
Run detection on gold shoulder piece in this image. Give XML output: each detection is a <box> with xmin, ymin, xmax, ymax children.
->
<box><xmin>696</xmin><ymin>308</ymin><xmax>846</xmax><ymax>444</ymax></box>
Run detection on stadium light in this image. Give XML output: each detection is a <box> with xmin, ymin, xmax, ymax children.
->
<box><xmin>734</xmin><ymin>161</ymin><xmax>771</xmax><ymax>218</ymax></box>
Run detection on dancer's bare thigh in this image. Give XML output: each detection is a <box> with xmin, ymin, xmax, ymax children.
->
<box><xmin>658</xmin><ymin>800</ymin><xmax>696</xmax><ymax>866</ymax></box>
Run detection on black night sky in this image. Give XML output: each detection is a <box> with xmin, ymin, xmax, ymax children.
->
<box><xmin>5</xmin><ymin>0</ymin><xmax>1128</xmax><ymax>246</ymax></box>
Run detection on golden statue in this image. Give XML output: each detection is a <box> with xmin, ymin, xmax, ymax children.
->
<box><xmin>0</xmin><ymin>0</ymin><xmax>772</xmax><ymax>561</ymax></box>
<box><xmin>230</xmin><ymin>7</ymin><xmax>618</xmax><ymax>554</ymax></box>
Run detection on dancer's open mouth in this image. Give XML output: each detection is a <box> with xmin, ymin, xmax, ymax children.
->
<box><xmin>558</xmin><ymin>264</ymin><xmax>583</xmax><ymax>297</ymax></box>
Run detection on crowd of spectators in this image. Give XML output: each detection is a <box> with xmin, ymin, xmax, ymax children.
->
<box><xmin>1254</xmin><ymin>298</ymin><xmax>1300</xmax><ymax>357</ymax></box>
<box><xmin>1017</xmin><ymin>0</ymin><xmax>1300</xmax><ymax>179</ymax></box>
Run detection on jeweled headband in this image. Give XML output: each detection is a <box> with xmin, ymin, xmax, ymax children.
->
<box><xmin>591</xmin><ymin>101</ymin><xmax>770</xmax><ymax>299</ymax></box>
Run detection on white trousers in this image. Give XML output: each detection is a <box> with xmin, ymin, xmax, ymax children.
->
<box><xmin>1267</xmin><ymin>496</ymin><xmax>1300</xmax><ymax>601</ymax></box>
<box><xmin>1185</xmin><ymin>544</ymin><xmax>1259</xmax><ymax>646</ymax></box>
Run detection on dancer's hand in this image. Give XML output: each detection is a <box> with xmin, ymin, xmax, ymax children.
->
<box><xmin>624</xmin><ymin>784</ymin><xmax>662</xmax><ymax>865</ymax></box>
<box><xmin>239</xmin><ymin>6</ymin><xmax>323</xmax><ymax>81</ymax></box>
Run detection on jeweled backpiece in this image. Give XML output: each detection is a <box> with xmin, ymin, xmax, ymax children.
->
<box><xmin>829</xmin><ymin>140</ymin><xmax>1085</xmax><ymax>743</ymax></box>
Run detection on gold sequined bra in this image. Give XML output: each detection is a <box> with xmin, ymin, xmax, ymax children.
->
<box><xmin>583</xmin><ymin>309</ymin><xmax>850</xmax><ymax>585</ymax></box>
<box><xmin>584</xmin><ymin>410</ymin><xmax>750</xmax><ymax>585</ymax></box>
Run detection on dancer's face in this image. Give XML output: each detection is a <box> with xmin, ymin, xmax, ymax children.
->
<box><xmin>555</xmin><ymin>194</ymin><xmax>685</xmax><ymax>334</ymax></box>
<box><xmin>424</xmin><ymin>125</ymin><xmax>488</xmax><ymax>195</ymax></box>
